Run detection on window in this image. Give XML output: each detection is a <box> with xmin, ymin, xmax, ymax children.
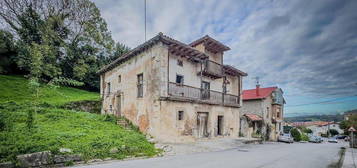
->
<box><xmin>201</xmin><ymin>81</ymin><xmax>210</xmax><ymax>99</ymax></box>
<box><xmin>137</xmin><ymin>73</ymin><xmax>143</xmax><ymax>97</ymax></box>
<box><xmin>266</xmin><ymin>107</ymin><xmax>270</xmax><ymax>118</ymax></box>
<box><xmin>118</xmin><ymin>75</ymin><xmax>121</xmax><ymax>83</ymax></box>
<box><xmin>177</xmin><ymin>59</ymin><xmax>183</xmax><ymax>66</ymax></box>
<box><xmin>107</xmin><ymin>82</ymin><xmax>111</xmax><ymax>96</ymax></box>
<box><xmin>217</xmin><ymin>116</ymin><xmax>224</xmax><ymax>135</ymax></box>
<box><xmin>109</xmin><ymin>105</ymin><xmax>113</xmax><ymax>112</ymax></box>
<box><xmin>178</xmin><ymin>111</ymin><xmax>184</xmax><ymax>120</ymax></box>
<box><xmin>277</xmin><ymin>108</ymin><xmax>280</xmax><ymax>118</ymax></box>
<box><xmin>176</xmin><ymin>75</ymin><xmax>184</xmax><ymax>85</ymax></box>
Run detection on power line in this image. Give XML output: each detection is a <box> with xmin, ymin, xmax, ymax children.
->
<box><xmin>285</xmin><ymin>95</ymin><xmax>357</xmax><ymax>107</ymax></box>
<box><xmin>144</xmin><ymin>0</ymin><xmax>146</xmax><ymax>42</ymax></box>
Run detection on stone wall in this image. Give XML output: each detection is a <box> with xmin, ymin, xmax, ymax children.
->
<box><xmin>62</xmin><ymin>100</ymin><xmax>101</xmax><ymax>114</ymax></box>
<box><xmin>100</xmin><ymin>41</ymin><xmax>242</xmax><ymax>143</ymax></box>
<box><xmin>153</xmin><ymin>100</ymin><xmax>240</xmax><ymax>143</ymax></box>
<box><xmin>240</xmin><ymin>96</ymin><xmax>281</xmax><ymax>141</ymax></box>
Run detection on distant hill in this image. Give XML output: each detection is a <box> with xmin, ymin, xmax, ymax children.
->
<box><xmin>284</xmin><ymin>114</ymin><xmax>344</xmax><ymax>122</ymax></box>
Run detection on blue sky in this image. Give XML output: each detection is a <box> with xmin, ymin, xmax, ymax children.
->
<box><xmin>92</xmin><ymin>0</ymin><xmax>357</xmax><ymax>117</ymax></box>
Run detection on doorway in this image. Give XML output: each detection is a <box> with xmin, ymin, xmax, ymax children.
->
<box><xmin>116</xmin><ymin>95</ymin><xmax>121</xmax><ymax>117</ymax></box>
<box><xmin>197</xmin><ymin>112</ymin><xmax>208</xmax><ymax>138</ymax></box>
<box><xmin>217</xmin><ymin>116</ymin><xmax>224</xmax><ymax>136</ymax></box>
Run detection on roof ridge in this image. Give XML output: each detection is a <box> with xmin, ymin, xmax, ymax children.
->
<box><xmin>243</xmin><ymin>86</ymin><xmax>278</xmax><ymax>91</ymax></box>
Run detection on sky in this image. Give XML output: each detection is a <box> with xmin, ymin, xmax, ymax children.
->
<box><xmin>92</xmin><ymin>0</ymin><xmax>357</xmax><ymax>117</ymax></box>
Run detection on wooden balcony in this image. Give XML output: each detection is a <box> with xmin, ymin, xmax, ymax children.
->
<box><xmin>166</xmin><ymin>82</ymin><xmax>240</xmax><ymax>107</ymax></box>
<box><xmin>198</xmin><ymin>60</ymin><xmax>224</xmax><ymax>79</ymax></box>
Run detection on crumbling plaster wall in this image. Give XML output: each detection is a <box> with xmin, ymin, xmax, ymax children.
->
<box><xmin>168</xmin><ymin>53</ymin><xmax>239</xmax><ymax>95</ymax></box>
<box><xmin>240</xmin><ymin>96</ymin><xmax>280</xmax><ymax>140</ymax></box>
<box><xmin>156</xmin><ymin>101</ymin><xmax>240</xmax><ymax>143</ymax></box>
<box><xmin>100</xmin><ymin>42</ymin><xmax>169</xmax><ymax>134</ymax></box>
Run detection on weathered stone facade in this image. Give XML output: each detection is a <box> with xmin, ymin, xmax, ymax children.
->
<box><xmin>99</xmin><ymin>34</ymin><xmax>246</xmax><ymax>143</ymax></box>
<box><xmin>240</xmin><ymin>88</ymin><xmax>284</xmax><ymax>141</ymax></box>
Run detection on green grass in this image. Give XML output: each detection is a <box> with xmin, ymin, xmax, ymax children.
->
<box><xmin>0</xmin><ymin>75</ymin><xmax>99</xmax><ymax>106</ymax></box>
<box><xmin>0</xmin><ymin>75</ymin><xmax>157</xmax><ymax>163</ymax></box>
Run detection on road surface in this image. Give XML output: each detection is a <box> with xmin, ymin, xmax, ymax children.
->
<box><xmin>72</xmin><ymin>142</ymin><xmax>345</xmax><ymax>168</ymax></box>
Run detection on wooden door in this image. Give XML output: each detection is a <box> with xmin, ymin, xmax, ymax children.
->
<box><xmin>197</xmin><ymin>112</ymin><xmax>208</xmax><ymax>138</ymax></box>
<box><xmin>116</xmin><ymin>95</ymin><xmax>121</xmax><ymax>116</ymax></box>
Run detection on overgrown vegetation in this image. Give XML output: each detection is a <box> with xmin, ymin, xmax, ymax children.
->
<box><xmin>0</xmin><ymin>75</ymin><xmax>98</xmax><ymax>106</ymax></box>
<box><xmin>0</xmin><ymin>0</ymin><xmax>130</xmax><ymax>91</ymax></box>
<box><xmin>290</xmin><ymin>128</ymin><xmax>301</xmax><ymax>142</ymax></box>
<box><xmin>0</xmin><ymin>76</ymin><xmax>157</xmax><ymax>163</ymax></box>
<box><xmin>340</xmin><ymin>114</ymin><xmax>357</xmax><ymax>135</ymax></box>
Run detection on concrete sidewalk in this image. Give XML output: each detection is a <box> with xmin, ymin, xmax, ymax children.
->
<box><xmin>343</xmin><ymin>148</ymin><xmax>357</xmax><ymax>168</ymax></box>
<box><xmin>155</xmin><ymin>138</ymin><xmax>246</xmax><ymax>156</ymax></box>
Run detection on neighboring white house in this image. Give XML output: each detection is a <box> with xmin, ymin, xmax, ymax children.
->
<box><xmin>306</xmin><ymin>122</ymin><xmax>343</xmax><ymax>136</ymax></box>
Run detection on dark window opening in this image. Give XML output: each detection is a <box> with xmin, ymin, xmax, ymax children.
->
<box><xmin>137</xmin><ymin>73</ymin><xmax>143</xmax><ymax>97</ymax></box>
<box><xmin>178</xmin><ymin>111</ymin><xmax>184</xmax><ymax>120</ymax></box>
<box><xmin>176</xmin><ymin>75</ymin><xmax>184</xmax><ymax>85</ymax></box>
<box><xmin>217</xmin><ymin>116</ymin><xmax>224</xmax><ymax>135</ymax></box>
<box><xmin>177</xmin><ymin>59</ymin><xmax>183</xmax><ymax>66</ymax></box>
<box><xmin>107</xmin><ymin>82</ymin><xmax>111</xmax><ymax>96</ymax></box>
<box><xmin>201</xmin><ymin>81</ymin><xmax>210</xmax><ymax>99</ymax></box>
<box><xmin>118</xmin><ymin>75</ymin><xmax>121</xmax><ymax>83</ymax></box>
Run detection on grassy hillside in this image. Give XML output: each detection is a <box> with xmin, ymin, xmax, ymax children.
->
<box><xmin>0</xmin><ymin>75</ymin><xmax>99</xmax><ymax>105</ymax></box>
<box><xmin>0</xmin><ymin>75</ymin><xmax>157</xmax><ymax>163</ymax></box>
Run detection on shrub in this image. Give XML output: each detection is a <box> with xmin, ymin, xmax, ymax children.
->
<box><xmin>301</xmin><ymin>133</ymin><xmax>309</xmax><ymax>141</ymax></box>
<box><xmin>303</xmin><ymin>128</ymin><xmax>313</xmax><ymax>134</ymax></box>
<box><xmin>290</xmin><ymin>128</ymin><xmax>301</xmax><ymax>141</ymax></box>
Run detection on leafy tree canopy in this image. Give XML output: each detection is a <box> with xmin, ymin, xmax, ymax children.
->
<box><xmin>0</xmin><ymin>0</ymin><xmax>130</xmax><ymax>90</ymax></box>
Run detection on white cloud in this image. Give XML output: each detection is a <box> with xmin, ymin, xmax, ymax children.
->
<box><xmin>92</xmin><ymin>0</ymin><xmax>357</xmax><ymax>115</ymax></box>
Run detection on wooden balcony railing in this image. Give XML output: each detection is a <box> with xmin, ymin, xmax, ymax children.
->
<box><xmin>198</xmin><ymin>60</ymin><xmax>224</xmax><ymax>79</ymax></box>
<box><xmin>168</xmin><ymin>82</ymin><xmax>239</xmax><ymax>106</ymax></box>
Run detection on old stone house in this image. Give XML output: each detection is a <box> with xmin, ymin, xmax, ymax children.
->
<box><xmin>98</xmin><ymin>33</ymin><xmax>247</xmax><ymax>143</ymax></box>
<box><xmin>240</xmin><ymin>85</ymin><xmax>285</xmax><ymax>141</ymax></box>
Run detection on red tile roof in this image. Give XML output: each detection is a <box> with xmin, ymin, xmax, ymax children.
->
<box><xmin>244</xmin><ymin>114</ymin><xmax>262</xmax><ymax>121</ymax></box>
<box><xmin>291</xmin><ymin>121</ymin><xmax>334</xmax><ymax>127</ymax></box>
<box><xmin>242</xmin><ymin>87</ymin><xmax>277</xmax><ymax>100</ymax></box>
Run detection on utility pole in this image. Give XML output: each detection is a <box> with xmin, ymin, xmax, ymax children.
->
<box><xmin>144</xmin><ymin>0</ymin><xmax>147</xmax><ymax>42</ymax></box>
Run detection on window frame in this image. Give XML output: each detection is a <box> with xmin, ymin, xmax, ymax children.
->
<box><xmin>137</xmin><ymin>73</ymin><xmax>144</xmax><ymax>98</ymax></box>
<box><xmin>107</xmin><ymin>82</ymin><xmax>111</xmax><ymax>96</ymax></box>
<box><xmin>118</xmin><ymin>75</ymin><xmax>121</xmax><ymax>83</ymax></box>
<box><xmin>176</xmin><ymin>74</ymin><xmax>184</xmax><ymax>85</ymax></box>
<box><xmin>178</xmin><ymin>111</ymin><xmax>184</xmax><ymax>120</ymax></box>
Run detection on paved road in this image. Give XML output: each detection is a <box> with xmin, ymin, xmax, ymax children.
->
<box><xmin>73</xmin><ymin>142</ymin><xmax>345</xmax><ymax>168</ymax></box>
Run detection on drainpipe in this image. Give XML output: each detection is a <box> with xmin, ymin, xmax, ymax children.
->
<box><xmin>200</xmin><ymin>59</ymin><xmax>203</xmax><ymax>99</ymax></box>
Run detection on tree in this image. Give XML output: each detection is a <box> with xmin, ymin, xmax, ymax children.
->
<box><xmin>340</xmin><ymin>115</ymin><xmax>357</xmax><ymax>135</ymax></box>
<box><xmin>0</xmin><ymin>0</ymin><xmax>130</xmax><ymax>90</ymax></box>
<box><xmin>290</xmin><ymin>128</ymin><xmax>301</xmax><ymax>141</ymax></box>
<box><xmin>0</xmin><ymin>30</ymin><xmax>17</xmax><ymax>74</ymax></box>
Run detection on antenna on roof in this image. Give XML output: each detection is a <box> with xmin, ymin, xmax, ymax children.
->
<box><xmin>254</xmin><ymin>76</ymin><xmax>260</xmax><ymax>96</ymax></box>
<box><xmin>254</xmin><ymin>76</ymin><xmax>260</xmax><ymax>86</ymax></box>
<box><xmin>144</xmin><ymin>0</ymin><xmax>147</xmax><ymax>42</ymax></box>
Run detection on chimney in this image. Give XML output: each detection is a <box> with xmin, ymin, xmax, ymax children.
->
<box><xmin>256</xmin><ymin>84</ymin><xmax>260</xmax><ymax>96</ymax></box>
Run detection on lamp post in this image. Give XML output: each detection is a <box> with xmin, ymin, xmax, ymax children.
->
<box><xmin>349</xmin><ymin>127</ymin><xmax>356</xmax><ymax>148</ymax></box>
